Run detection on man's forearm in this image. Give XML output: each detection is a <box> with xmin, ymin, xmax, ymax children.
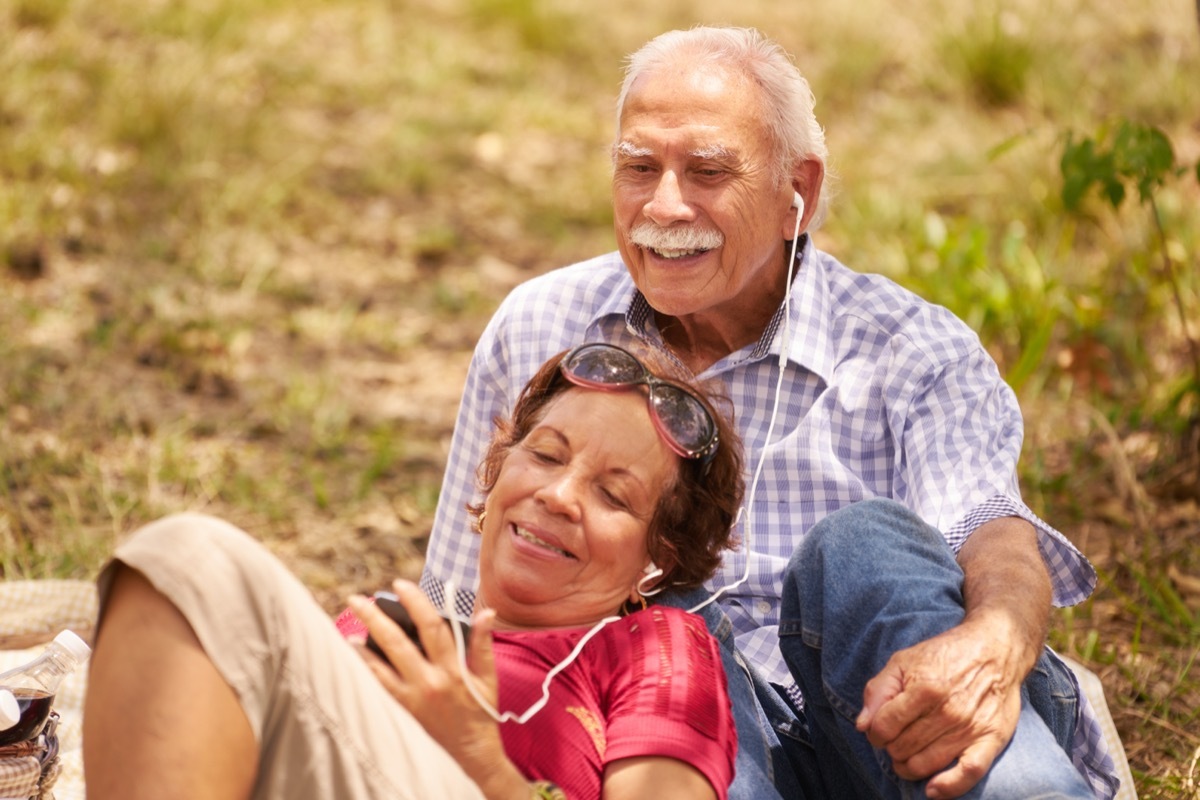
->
<box><xmin>956</xmin><ymin>516</ymin><xmax>1051</xmax><ymax>677</ymax></box>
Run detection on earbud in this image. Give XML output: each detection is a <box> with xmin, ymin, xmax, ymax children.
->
<box><xmin>792</xmin><ymin>191</ymin><xmax>805</xmax><ymax>216</ymax></box>
<box><xmin>637</xmin><ymin>562</ymin><xmax>664</xmax><ymax>597</ymax></box>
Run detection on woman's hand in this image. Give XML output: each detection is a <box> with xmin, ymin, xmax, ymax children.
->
<box><xmin>347</xmin><ymin>581</ymin><xmax>529</xmax><ymax>799</ymax></box>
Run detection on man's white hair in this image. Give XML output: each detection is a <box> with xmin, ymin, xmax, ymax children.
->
<box><xmin>615</xmin><ymin>26</ymin><xmax>831</xmax><ymax>228</ymax></box>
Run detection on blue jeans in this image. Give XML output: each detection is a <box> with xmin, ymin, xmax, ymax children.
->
<box><xmin>777</xmin><ymin>498</ymin><xmax>1093</xmax><ymax>799</ymax></box>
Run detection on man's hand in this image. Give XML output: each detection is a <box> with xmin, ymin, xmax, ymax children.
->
<box><xmin>857</xmin><ymin>516</ymin><xmax>1052</xmax><ymax>799</ymax></box>
<box><xmin>855</xmin><ymin>615</ymin><xmax>1025</xmax><ymax>798</ymax></box>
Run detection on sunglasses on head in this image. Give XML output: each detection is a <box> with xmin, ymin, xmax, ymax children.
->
<box><xmin>559</xmin><ymin>343</ymin><xmax>719</xmax><ymax>463</ymax></box>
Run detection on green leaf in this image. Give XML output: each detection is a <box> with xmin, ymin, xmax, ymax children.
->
<box><xmin>1059</xmin><ymin>122</ymin><xmax>1182</xmax><ymax>212</ymax></box>
<box><xmin>1113</xmin><ymin>121</ymin><xmax>1175</xmax><ymax>203</ymax></box>
<box><xmin>1101</xmin><ymin>175</ymin><xmax>1125</xmax><ymax>208</ymax></box>
<box><xmin>1060</xmin><ymin>135</ymin><xmax>1103</xmax><ymax>211</ymax></box>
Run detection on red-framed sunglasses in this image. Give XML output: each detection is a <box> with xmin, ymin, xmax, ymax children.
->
<box><xmin>559</xmin><ymin>343</ymin><xmax>719</xmax><ymax>463</ymax></box>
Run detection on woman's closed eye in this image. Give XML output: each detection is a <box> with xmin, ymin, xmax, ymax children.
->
<box><xmin>529</xmin><ymin>447</ymin><xmax>564</xmax><ymax>465</ymax></box>
<box><xmin>599</xmin><ymin>485</ymin><xmax>630</xmax><ymax>511</ymax></box>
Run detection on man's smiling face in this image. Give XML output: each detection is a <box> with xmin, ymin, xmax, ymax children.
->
<box><xmin>611</xmin><ymin>61</ymin><xmax>795</xmax><ymax>325</ymax></box>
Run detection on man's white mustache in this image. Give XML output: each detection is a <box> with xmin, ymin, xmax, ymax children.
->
<box><xmin>629</xmin><ymin>222</ymin><xmax>724</xmax><ymax>252</ymax></box>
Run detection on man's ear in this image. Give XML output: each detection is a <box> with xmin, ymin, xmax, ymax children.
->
<box><xmin>782</xmin><ymin>158</ymin><xmax>825</xmax><ymax>238</ymax></box>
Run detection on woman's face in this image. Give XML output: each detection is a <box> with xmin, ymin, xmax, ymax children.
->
<box><xmin>477</xmin><ymin>388</ymin><xmax>678</xmax><ymax>629</ymax></box>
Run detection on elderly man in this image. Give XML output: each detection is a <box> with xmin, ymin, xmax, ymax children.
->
<box><xmin>422</xmin><ymin>26</ymin><xmax>1119</xmax><ymax>800</ymax></box>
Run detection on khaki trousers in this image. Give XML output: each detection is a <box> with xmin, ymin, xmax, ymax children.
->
<box><xmin>97</xmin><ymin>513</ymin><xmax>486</xmax><ymax>800</ymax></box>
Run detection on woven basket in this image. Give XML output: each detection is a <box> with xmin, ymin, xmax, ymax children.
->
<box><xmin>0</xmin><ymin>711</ymin><xmax>62</xmax><ymax>800</ymax></box>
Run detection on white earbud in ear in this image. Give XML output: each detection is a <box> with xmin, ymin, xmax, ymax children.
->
<box><xmin>638</xmin><ymin>562</ymin><xmax>664</xmax><ymax>597</ymax></box>
<box><xmin>792</xmin><ymin>191</ymin><xmax>805</xmax><ymax>217</ymax></box>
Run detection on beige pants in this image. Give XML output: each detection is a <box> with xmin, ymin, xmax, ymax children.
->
<box><xmin>96</xmin><ymin>514</ymin><xmax>486</xmax><ymax>800</ymax></box>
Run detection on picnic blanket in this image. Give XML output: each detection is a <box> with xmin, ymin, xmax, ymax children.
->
<box><xmin>0</xmin><ymin>580</ymin><xmax>95</xmax><ymax>800</ymax></box>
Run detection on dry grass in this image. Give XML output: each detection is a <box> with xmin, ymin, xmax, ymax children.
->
<box><xmin>2</xmin><ymin>0</ymin><xmax>1199</xmax><ymax>794</ymax></box>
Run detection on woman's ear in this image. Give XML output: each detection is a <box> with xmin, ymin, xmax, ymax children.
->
<box><xmin>472</xmin><ymin>501</ymin><xmax>489</xmax><ymax>534</ymax></box>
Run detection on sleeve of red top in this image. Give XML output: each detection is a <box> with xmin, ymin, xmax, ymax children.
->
<box><xmin>601</xmin><ymin>606</ymin><xmax>738</xmax><ymax>800</ymax></box>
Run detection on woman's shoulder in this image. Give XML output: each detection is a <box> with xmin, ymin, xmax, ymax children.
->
<box><xmin>493</xmin><ymin>608</ymin><xmax>722</xmax><ymax>679</ymax></box>
<box><xmin>604</xmin><ymin>606</ymin><xmax>722</xmax><ymax>663</ymax></box>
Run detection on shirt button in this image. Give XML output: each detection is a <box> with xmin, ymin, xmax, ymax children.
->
<box><xmin>756</xmin><ymin>600</ymin><xmax>771</xmax><ymax>615</ymax></box>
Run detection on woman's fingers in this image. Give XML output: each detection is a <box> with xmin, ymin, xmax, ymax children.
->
<box><xmin>345</xmin><ymin>593</ymin><xmax>424</xmax><ymax>679</ymax></box>
<box><xmin>467</xmin><ymin>608</ymin><xmax>497</xmax><ymax>679</ymax></box>
<box><xmin>391</xmin><ymin>579</ymin><xmax>461</xmax><ymax>662</ymax></box>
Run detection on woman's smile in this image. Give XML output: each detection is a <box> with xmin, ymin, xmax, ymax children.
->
<box><xmin>511</xmin><ymin>523</ymin><xmax>576</xmax><ymax>560</ymax></box>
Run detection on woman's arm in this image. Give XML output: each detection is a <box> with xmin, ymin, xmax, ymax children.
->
<box><xmin>603</xmin><ymin>756</ymin><xmax>718</xmax><ymax>800</ymax></box>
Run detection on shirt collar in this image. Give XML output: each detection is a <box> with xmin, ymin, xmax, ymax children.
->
<box><xmin>604</xmin><ymin>236</ymin><xmax>837</xmax><ymax>382</ymax></box>
<box><xmin>774</xmin><ymin>235</ymin><xmax>837</xmax><ymax>383</ymax></box>
<box><xmin>585</xmin><ymin>273</ymin><xmax>643</xmax><ymax>337</ymax></box>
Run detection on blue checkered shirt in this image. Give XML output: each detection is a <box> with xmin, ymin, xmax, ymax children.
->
<box><xmin>420</xmin><ymin>239</ymin><xmax>1118</xmax><ymax>797</ymax></box>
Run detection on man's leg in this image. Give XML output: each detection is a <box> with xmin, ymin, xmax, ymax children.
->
<box><xmin>778</xmin><ymin>498</ymin><xmax>1092</xmax><ymax>799</ymax></box>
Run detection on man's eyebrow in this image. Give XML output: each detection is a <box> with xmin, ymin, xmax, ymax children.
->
<box><xmin>614</xmin><ymin>141</ymin><xmax>738</xmax><ymax>161</ymax></box>
<box><xmin>690</xmin><ymin>144</ymin><xmax>735</xmax><ymax>160</ymax></box>
<box><xmin>614</xmin><ymin>141</ymin><xmax>653</xmax><ymax>158</ymax></box>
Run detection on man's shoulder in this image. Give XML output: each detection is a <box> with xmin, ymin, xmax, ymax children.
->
<box><xmin>504</xmin><ymin>251</ymin><xmax>631</xmax><ymax>305</ymax></box>
<box><xmin>475</xmin><ymin>251</ymin><xmax>633</xmax><ymax>369</ymax></box>
<box><xmin>813</xmin><ymin>248</ymin><xmax>982</xmax><ymax>356</ymax></box>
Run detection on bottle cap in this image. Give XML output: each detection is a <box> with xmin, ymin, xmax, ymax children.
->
<box><xmin>52</xmin><ymin>630</ymin><xmax>92</xmax><ymax>664</ymax></box>
<box><xmin>0</xmin><ymin>689</ymin><xmax>18</xmax><ymax>731</ymax></box>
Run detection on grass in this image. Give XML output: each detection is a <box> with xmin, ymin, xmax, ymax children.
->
<box><xmin>2</xmin><ymin>0</ymin><xmax>1199</xmax><ymax>794</ymax></box>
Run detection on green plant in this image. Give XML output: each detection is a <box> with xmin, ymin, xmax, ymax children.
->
<box><xmin>1060</xmin><ymin>121</ymin><xmax>1200</xmax><ymax>426</ymax></box>
<box><xmin>947</xmin><ymin>12</ymin><xmax>1035</xmax><ymax>108</ymax></box>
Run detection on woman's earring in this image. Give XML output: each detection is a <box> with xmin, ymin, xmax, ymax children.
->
<box><xmin>620</xmin><ymin>594</ymin><xmax>648</xmax><ymax>616</ymax></box>
<box><xmin>473</xmin><ymin>510</ymin><xmax>488</xmax><ymax>533</ymax></box>
<box><xmin>637</xmin><ymin>563</ymin><xmax>664</xmax><ymax>597</ymax></box>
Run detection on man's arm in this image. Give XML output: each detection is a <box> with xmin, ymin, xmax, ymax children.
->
<box><xmin>856</xmin><ymin>516</ymin><xmax>1051</xmax><ymax>799</ymax></box>
<box><xmin>958</xmin><ymin>515</ymin><xmax>1051</xmax><ymax>681</ymax></box>
<box><xmin>419</xmin><ymin>329</ymin><xmax>517</xmax><ymax>610</ymax></box>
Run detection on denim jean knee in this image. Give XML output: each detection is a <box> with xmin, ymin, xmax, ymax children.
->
<box><xmin>777</xmin><ymin>499</ymin><xmax>1100</xmax><ymax>798</ymax></box>
<box><xmin>1025</xmin><ymin>647</ymin><xmax>1080</xmax><ymax>753</ymax></box>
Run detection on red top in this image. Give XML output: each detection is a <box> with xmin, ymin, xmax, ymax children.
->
<box><xmin>337</xmin><ymin>604</ymin><xmax>736</xmax><ymax>799</ymax></box>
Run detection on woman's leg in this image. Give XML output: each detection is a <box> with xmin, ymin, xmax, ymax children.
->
<box><xmin>82</xmin><ymin>513</ymin><xmax>485</xmax><ymax>800</ymax></box>
<box><xmin>83</xmin><ymin>565</ymin><xmax>258</xmax><ymax>799</ymax></box>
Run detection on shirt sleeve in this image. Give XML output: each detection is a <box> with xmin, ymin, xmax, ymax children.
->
<box><xmin>418</xmin><ymin>313</ymin><xmax>515</xmax><ymax>618</ymax></box>
<box><xmin>601</xmin><ymin>609</ymin><xmax>738</xmax><ymax>800</ymax></box>
<box><xmin>889</xmin><ymin>346</ymin><xmax>1097</xmax><ymax>607</ymax></box>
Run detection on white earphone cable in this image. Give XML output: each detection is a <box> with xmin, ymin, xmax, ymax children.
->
<box><xmin>443</xmin><ymin>580</ymin><xmax>621</xmax><ymax>725</ymax></box>
<box><xmin>685</xmin><ymin>202</ymin><xmax>803</xmax><ymax>616</ymax></box>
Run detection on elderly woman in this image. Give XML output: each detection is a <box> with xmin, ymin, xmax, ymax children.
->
<box><xmin>82</xmin><ymin>343</ymin><xmax>745</xmax><ymax>800</ymax></box>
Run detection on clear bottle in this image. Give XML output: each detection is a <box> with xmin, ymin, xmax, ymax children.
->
<box><xmin>0</xmin><ymin>630</ymin><xmax>91</xmax><ymax>747</ymax></box>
